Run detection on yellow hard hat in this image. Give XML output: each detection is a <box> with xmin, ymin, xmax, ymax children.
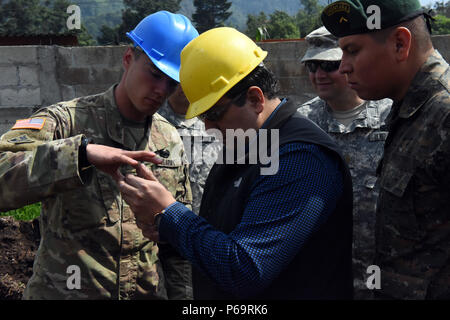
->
<box><xmin>180</xmin><ymin>27</ymin><xmax>268</xmax><ymax>119</ymax></box>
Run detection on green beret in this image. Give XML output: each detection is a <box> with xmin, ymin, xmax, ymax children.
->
<box><xmin>321</xmin><ymin>0</ymin><xmax>424</xmax><ymax>37</ymax></box>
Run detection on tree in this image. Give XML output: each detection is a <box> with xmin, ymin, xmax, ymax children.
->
<box><xmin>267</xmin><ymin>11</ymin><xmax>300</xmax><ymax>39</ymax></box>
<box><xmin>246</xmin><ymin>12</ymin><xmax>269</xmax><ymax>40</ymax></box>
<box><xmin>77</xmin><ymin>25</ymin><xmax>96</xmax><ymax>46</ymax></box>
<box><xmin>98</xmin><ymin>0</ymin><xmax>181</xmax><ymax>45</ymax></box>
<box><xmin>433</xmin><ymin>1</ymin><xmax>449</xmax><ymax>17</ymax></box>
<box><xmin>296</xmin><ymin>0</ymin><xmax>324</xmax><ymax>37</ymax></box>
<box><xmin>193</xmin><ymin>0</ymin><xmax>232</xmax><ymax>34</ymax></box>
<box><xmin>98</xmin><ymin>25</ymin><xmax>120</xmax><ymax>45</ymax></box>
<box><xmin>432</xmin><ymin>14</ymin><xmax>450</xmax><ymax>35</ymax></box>
<box><xmin>421</xmin><ymin>1</ymin><xmax>450</xmax><ymax>35</ymax></box>
<box><xmin>79</xmin><ymin>1</ymin><xmax>123</xmax><ymax>41</ymax></box>
<box><xmin>41</xmin><ymin>0</ymin><xmax>77</xmax><ymax>34</ymax></box>
<box><xmin>0</xmin><ymin>0</ymin><xmax>94</xmax><ymax>45</ymax></box>
<box><xmin>0</xmin><ymin>0</ymin><xmax>43</xmax><ymax>36</ymax></box>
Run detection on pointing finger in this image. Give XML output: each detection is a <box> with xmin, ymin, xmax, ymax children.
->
<box><xmin>123</xmin><ymin>150</ymin><xmax>162</xmax><ymax>165</ymax></box>
<box><xmin>114</xmin><ymin>154</ymin><xmax>139</xmax><ymax>168</ymax></box>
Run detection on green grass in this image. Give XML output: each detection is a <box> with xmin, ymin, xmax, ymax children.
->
<box><xmin>0</xmin><ymin>203</ymin><xmax>41</xmax><ymax>221</ymax></box>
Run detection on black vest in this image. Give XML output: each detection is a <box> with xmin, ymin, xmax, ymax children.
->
<box><xmin>194</xmin><ymin>99</ymin><xmax>353</xmax><ymax>300</ymax></box>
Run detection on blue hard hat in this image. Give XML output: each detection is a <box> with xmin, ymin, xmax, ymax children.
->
<box><xmin>126</xmin><ymin>11</ymin><xmax>199</xmax><ymax>82</ymax></box>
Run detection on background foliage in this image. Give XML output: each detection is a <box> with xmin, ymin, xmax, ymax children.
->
<box><xmin>0</xmin><ymin>0</ymin><xmax>448</xmax><ymax>45</ymax></box>
<box><xmin>0</xmin><ymin>203</ymin><xmax>41</xmax><ymax>221</ymax></box>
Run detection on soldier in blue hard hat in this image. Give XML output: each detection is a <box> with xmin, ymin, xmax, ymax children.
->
<box><xmin>0</xmin><ymin>11</ymin><xmax>198</xmax><ymax>299</ymax></box>
<box><xmin>322</xmin><ymin>0</ymin><xmax>450</xmax><ymax>299</ymax></box>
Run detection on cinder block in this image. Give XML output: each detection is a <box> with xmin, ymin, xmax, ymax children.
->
<box><xmin>0</xmin><ymin>46</ymin><xmax>38</xmax><ymax>65</ymax></box>
<box><xmin>69</xmin><ymin>46</ymin><xmax>128</xmax><ymax>68</ymax></box>
<box><xmin>73</xmin><ymin>84</ymin><xmax>112</xmax><ymax>98</ymax></box>
<box><xmin>70</xmin><ymin>47</ymin><xmax>110</xmax><ymax>67</ymax></box>
<box><xmin>0</xmin><ymin>88</ymin><xmax>41</xmax><ymax>106</ymax></box>
<box><xmin>0</xmin><ymin>106</ymin><xmax>35</xmax><ymax>136</ymax></box>
<box><xmin>111</xmin><ymin>46</ymin><xmax>128</xmax><ymax>64</ymax></box>
<box><xmin>19</xmin><ymin>66</ymin><xmax>39</xmax><ymax>87</ymax></box>
<box><xmin>260</xmin><ymin>40</ymin><xmax>306</xmax><ymax>60</ymax></box>
<box><xmin>56</xmin><ymin>46</ymin><xmax>74</xmax><ymax>68</ymax></box>
<box><xmin>60</xmin><ymin>84</ymin><xmax>110</xmax><ymax>102</ymax></box>
<box><xmin>90</xmin><ymin>66</ymin><xmax>122</xmax><ymax>84</ymax></box>
<box><xmin>37</xmin><ymin>46</ymin><xmax>62</xmax><ymax>106</ymax></box>
<box><xmin>0</xmin><ymin>66</ymin><xmax>18</xmax><ymax>86</ymax></box>
<box><xmin>433</xmin><ymin>36</ymin><xmax>450</xmax><ymax>62</ymax></box>
<box><xmin>266</xmin><ymin>60</ymin><xmax>304</xmax><ymax>78</ymax></box>
<box><xmin>57</xmin><ymin>67</ymin><xmax>91</xmax><ymax>85</ymax></box>
<box><xmin>60</xmin><ymin>85</ymin><xmax>76</xmax><ymax>101</ymax></box>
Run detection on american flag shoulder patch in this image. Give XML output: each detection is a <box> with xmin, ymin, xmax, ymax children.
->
<box><xmin>11</xmin><ymin>118</ymin><xmax>46</xmax><ymax>130</ymax></box>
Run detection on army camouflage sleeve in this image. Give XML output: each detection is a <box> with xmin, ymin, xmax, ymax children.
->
<box><xmin>431</xmin><ymin>103</ymin><xmax>450</xmax><ymax>189</ymax></box>
<box><xmin>0</xmin><ymin>106</ymin><xmax>91</xmax><ymax>211</ymax></box>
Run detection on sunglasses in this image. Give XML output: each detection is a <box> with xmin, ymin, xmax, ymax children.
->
<box><xmin>199</xmin><ymin>89</ymin><xmax>247</xmax><ymax>122</ymax></box>
<box><xmin>305</xmin><ymin>60</ymin><xmax>341</xmax><ymax>73</ymax></box>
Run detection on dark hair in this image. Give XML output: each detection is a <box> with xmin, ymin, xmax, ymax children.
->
<box><xmin>130</xmin><ymin>46</ymin><xmax>144</xmax><ymax>60</ymax></box>
<box><xmin>224</xmin><ymin>64</ymin><xmax>280</xmax><ymax>106</ymax></box>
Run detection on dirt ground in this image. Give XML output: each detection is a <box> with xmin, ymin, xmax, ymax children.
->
<box><xmin>0</xmin><ymin>217</ymin><xmax>40</xmax><ymax>300</ymax></box>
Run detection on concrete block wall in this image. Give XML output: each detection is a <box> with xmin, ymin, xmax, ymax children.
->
<box><xmin>0</xmin><ymin>47</ymin><xmax>40</xmax><ymax>134</ymax></box>
<box><xmin>0</xmin><ymin>45</ymin><xmax>127</xmax><ymax>134</ymax></box>
<box><xmin>55</xmin><ymin>46</ymin><xmax>125</xmax><ymax>100</ymax></box>
<box><xmin>260</xmin><ymin>40</ymin><xmax>316</xmax><ymax>104</ymax></box>
<box><xmin>0</xmin><ymin>36</ymin><xmax>449</xmax><ymax>135</ymax></box>
<box><xmin>260</xmin><ymin>35</ymin><xmax>450</xmax><ymax>106</ymax></box>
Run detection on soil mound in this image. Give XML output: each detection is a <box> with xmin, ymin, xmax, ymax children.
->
<box><xmin>0</xmin><ymin>217</ymin><xmax>40</xmax><ymax>300</ymax></box>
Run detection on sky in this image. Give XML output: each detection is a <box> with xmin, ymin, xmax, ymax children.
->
<box><xmin>420</xmin><ymin>0</ymin><xmax>447</xmax><ymax>7</ymax></box>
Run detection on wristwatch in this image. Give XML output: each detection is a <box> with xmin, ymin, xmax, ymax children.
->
<box><xmin>153</xmin><ymin>209</ymin><xmax>166</xmax><ymax>230</ymax></box>
<box><xmin>79</xmin><ymin>136</ymin><xmax>92</xmax><ymax>170</ymax></box>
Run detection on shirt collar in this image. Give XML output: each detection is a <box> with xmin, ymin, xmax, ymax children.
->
<box><xmin>104</xmin><ymin>85</ymin><xmax>151</xmax><ymax>148</ymax></box>
<box><xmin>261</xmin><ymin>98</ymin><xmax>288</xmax><ymax>129</ymax></box>
<box><xmin>398</xmin><ymin>50</ymin><xmax>449</xmax><ymax>119</ymax></box>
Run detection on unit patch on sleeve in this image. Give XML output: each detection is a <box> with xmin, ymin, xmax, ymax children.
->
<box><xmin>7</xmin><ymin>134</ymin><xmax>35</xmax><ymax>144</ymax></box>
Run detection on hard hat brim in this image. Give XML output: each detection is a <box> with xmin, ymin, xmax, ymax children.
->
<box><xmin>127</xmin><ymin>32</ymin><xmax>180</xmax><ymax>82</ymax></box>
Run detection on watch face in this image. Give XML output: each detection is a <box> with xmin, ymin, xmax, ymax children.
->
<box><xmin>154</xmin><ymin>212</ymin><xmax>163</xmax><ymax>228</ymax></box>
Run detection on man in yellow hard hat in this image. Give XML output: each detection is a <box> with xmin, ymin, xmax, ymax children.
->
<box><xmin>115</xmin><ymin>27</ymin><xmax>354</xmax><ymax>299</ymax></box>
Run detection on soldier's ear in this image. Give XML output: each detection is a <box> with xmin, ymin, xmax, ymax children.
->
<box><xmin>123</xmin><ymin>48</ymin><xmax>134</xmax><ymax>71</ymax></box>
<box><xmin>392</xmin><ymin>27</ymin><xmax>412</xmax><ymax>62</ymax></box>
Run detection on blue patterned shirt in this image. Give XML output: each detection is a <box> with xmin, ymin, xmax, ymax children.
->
<box><xmin>159</xmin><ymin>142</ymin><xmax>343</xmax><ymax>298</ymax></box>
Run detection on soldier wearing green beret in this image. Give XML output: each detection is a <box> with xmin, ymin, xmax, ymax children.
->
<box><xmin>297</xmin><ymin>26</ymin><xmax>392</xmax><ymax>300</ymax></box>
<box><xmin>322</xmin><ymin>0</ymin><xmax>450</xmax><ymax>299</ymax></box>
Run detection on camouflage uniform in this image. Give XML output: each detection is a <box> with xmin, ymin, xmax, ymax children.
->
<box><xmin>0</xmin><ymin>85</ymin><xmax>193</xmax><ymax>299</ymax></box>
<box><xmin>375</xmin><ymin>51</ymin><xmax>450</xmax><ymax>299</ymax></box>
<box><xmin>158</xmin><ymin>101</ymin><xmax>220</xmax><ymax>214</ymax></box>
<box><xmin>297</xmin><ymin>97</ymin><xmax>392</xmax><ymax>299</ymax></box>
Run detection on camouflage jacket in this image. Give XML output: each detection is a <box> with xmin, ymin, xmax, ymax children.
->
<box><xmin>158</xmin><ymin>101</ymin><xmax>220</xmax><ymax>215</ymax></box>
<box><xmin>297</xmin><ymin>97</ymin><xmax>392</xmax><ymax>298</ymax></box>
<box><xmin>0</xmin><ymin>86</ymin><xmax>193</xmax><ymax>300</ymax></box>
<box><xmin>375</xmin><ymin>50</ymin><xmax>450</xmax><ymax>299</ymax></box>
